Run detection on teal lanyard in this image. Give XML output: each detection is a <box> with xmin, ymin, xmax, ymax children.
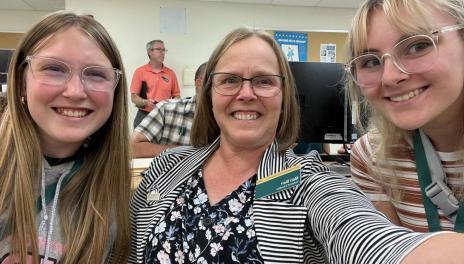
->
<box><xmin>413</xmin><ymin>130</ymin><xmax>464</xmax><ymax>232</ymax></box>
<box><xmin>35</xmin><ymin>149</ymin><xmax>84</xmax><ymax>213</ymax></box>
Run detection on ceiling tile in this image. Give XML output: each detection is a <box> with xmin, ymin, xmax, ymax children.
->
<box><xmin>224</xmin><ymin>0</ymin><xmax>273</xmax><ymax>4</ymax></box>
<box><xmin>0</xmin><ymin>0</ymin><xmax>64</xmax><ymax>11</ymax></box>
<box><xmin>25</xmin><ymin>0</ymin><xmax>64</xmax><ymax>11</ymax></box>
<box><xmin>0</xmin><ymin>0</ymin><xmax>33</xmax><ymax>10</ymax></box>
<box><xmin>317</xmin><ymin>0</ymin><xmax>364</xmax><ymax>9</ymax></box>
<box><xmin>272</xmin><ymin>0</ymin><xmax>320</xmax><ymax>7</ymax></box>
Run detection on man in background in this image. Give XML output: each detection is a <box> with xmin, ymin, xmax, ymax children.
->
<box><xmin>130</xmin><ymin>62</ymin><xmax>207</xmax><ymax>158</ymax></box>
<box><xmin>130</xmin><ymin>39</ymin><xmax>180</xmax><ymax>128</ymax></box>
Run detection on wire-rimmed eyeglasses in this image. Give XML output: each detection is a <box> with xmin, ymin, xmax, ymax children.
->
<box><xmin>210</xmin><ymin>72</ymin><xmax>283</xmax><ymax>98</ymax></box>
<box><xmin>25</xmin><ymin>55</ymin><xmax>121</xmax><ymax>92</ymax></box>
<box><xmin>346</xmin><ymin>24</ymin><xmax>464</xmax><ymax>88</ymax></box>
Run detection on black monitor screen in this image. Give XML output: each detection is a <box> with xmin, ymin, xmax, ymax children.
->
<box><xmin>0</xmin><ymin>49</ymin><xmax>14</xmax><ymax>84</ymax></box>
<box><xmin>290</xmin><ymin>61</ymin><xmax>350</xmax><ymax>143</ymax></box>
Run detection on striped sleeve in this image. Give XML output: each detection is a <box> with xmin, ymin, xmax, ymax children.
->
<box><xmin>293</xmin><ymin>155</ymin><xmax>433</xmax><ymax>263</ymax></box>
<box><xmin>350</xmin><ymin>134</ymin><xmax>391</xmax><ymax>202</ymax></box>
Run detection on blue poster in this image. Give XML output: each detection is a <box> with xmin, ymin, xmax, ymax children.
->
<box><xmin>274</xmin><ymin>31</ymin><xmax>308</xmax><ymax>62</ymax></box>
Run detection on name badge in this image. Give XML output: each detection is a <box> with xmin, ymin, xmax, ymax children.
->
<box><xmin>255</xmin><ymin>164</ymin><xmax>301</xmax><ymax>199</ymax></box>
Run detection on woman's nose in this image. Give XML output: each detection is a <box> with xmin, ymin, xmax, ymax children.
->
<box><xmin>381</xmin><ymin>57</ymin><xmax>410</xmax><ymax>87</ymax></box>
<box><xmin>62</xmin><ymin>72</ymin><xmax>87</xmax><ymax>99</ymax></box>
<box><xmin>236</xmin><ymin>80</ymin><xmax>257</xmax><ymax>100</ymax></box>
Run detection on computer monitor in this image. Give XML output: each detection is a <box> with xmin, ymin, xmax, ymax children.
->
<box><xmin>289</xmin><ymin>61</ymin><xmax>352</xmax><ymax>144</ymax></box>
<box><xmin>0</xmin><ymin>49</ymin><xmax>14</xmax><ymax>84</ymax></box>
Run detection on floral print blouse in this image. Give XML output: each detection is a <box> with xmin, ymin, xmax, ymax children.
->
<box><xmin>144</xmin><ymin>168</ymin><xmax>264</xmax><ymax>263</ymax></box>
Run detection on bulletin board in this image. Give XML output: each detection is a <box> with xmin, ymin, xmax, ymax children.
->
<box><xmin>269</xmin><ymin>30</ymin><xmax>348</xmax><ymax>63</ymax></box>
<box><xmin>307</xmin><ymin>31</ymin><xmax>348</xmax><ymax>63</ymax></box>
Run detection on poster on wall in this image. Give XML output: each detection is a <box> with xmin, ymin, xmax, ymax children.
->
<box><xmin>320</xmin><ymin>44</ymin><xmax>336</xmax><ymax>63</ymax></box>
<box><xmin>274</xmin><ymin>31</ymin><xmax>307</xmax><ymax>62</ymax></box>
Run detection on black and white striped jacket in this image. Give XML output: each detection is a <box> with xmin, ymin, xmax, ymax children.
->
<box><xmin>129</xmin><ymin>138</ymin><xmax>432</xmax><ymax>263</ymax></box>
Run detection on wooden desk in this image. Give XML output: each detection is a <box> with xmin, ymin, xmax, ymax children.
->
<box><xmin>326</xmin><ymin>162</ymin><xmax>351</xmax><ymax>177</ymax></box>
<box><xmin>131</xmin><ymin>158</ymin><xmax>152</xmax><ymax>191</ymax></box>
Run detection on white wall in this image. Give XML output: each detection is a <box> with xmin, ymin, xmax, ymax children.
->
<box><xmin>0</xmin><ymin>1</ymin><xmax>356</xmax><ymax>128</ymax></box>
<box><xmin>0</xmin><ymin>10</ymin><xmax>50</xmax><ymax>32</ymax></box>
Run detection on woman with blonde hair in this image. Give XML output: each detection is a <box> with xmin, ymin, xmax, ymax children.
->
<box><xmin>347</xmin><ymin>0</ymin><xmax>464</xmax><ymax>232</ymax></box>
<box><xmin>131</xmin><ymin>26</ymin><xmax>464</xmax><ymax>263</ymax></box>
<box><xmin>0</xmin><ymin>11</ymin><xmax>131</xmax><ymax>263</ymax></box>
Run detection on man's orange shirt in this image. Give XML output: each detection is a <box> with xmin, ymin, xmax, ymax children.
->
<box><xmin>130</xmin><ymin>63</ymin><xmax>180</xmax><ymax>112</ymax></box>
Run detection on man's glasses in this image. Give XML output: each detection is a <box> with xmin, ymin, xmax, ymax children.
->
<box><xmin>151</xmin><ymin>48</ymin><xmax>168</xmax><ymax>53</ymax></box>
<box><xmin>26</xmin><ymin>56</ymin><xmax>121</xmax><ymax>92</ymax></box>
<box><xmin>210</xmin><ymin>72</ymin><xmax>283</xmax><ymax>97</ymax></box>
<box><xmin>346</xmin><ymin>24</ymin><xmax>464</xmax><ymax>88</ymax></box>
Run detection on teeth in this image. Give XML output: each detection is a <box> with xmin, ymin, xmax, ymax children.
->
<box><xmin>390</xmin><ymin>88</ymin><xmax>423</xmax><ymax>102</ymax></box>
<box><xmin>56</xmin><ymin>108</ymin><xmax>88</xmax><ymax>118</ymax></box>
<box><xmin>233</xmin><ymin>112</ymin><xmax>258</xmax><ymax>120</ymax></box>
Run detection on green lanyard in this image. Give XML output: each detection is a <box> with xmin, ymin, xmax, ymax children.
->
<box><xmin>413</xmin><ymin>130</ymin><xmax>464</xmax><ymax>232</ymax></box>
<box><xmin>35</xmin><ymin>149</ymin><xmax>84</xmax><ymax>213</ymax></box>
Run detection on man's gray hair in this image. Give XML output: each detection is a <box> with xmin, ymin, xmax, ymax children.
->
<box><xmin>146</xmin><ymin>39</ymin><xmax>164</xmax><ymax>51</ymax></box>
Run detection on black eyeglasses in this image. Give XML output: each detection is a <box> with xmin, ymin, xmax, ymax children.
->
<box><xmin>210</xmin><ymin>72</ymin><xmax>283</xmax><ymax>97</ymax></box>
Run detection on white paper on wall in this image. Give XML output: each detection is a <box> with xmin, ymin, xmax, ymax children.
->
<box><xmin>160</xmin><ymin>7</ymin><xmax>186</xmax><ymax>33</ymax></box>
<box><xmin>320</xmin><ymin>44</ymin><xmax>336</xmax><ymax>63</ymax></box>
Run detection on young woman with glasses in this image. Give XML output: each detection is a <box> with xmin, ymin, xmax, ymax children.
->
<box><xmin>347</xmin><ymin>0</ymin><xmax>464</xmax><ymax>233</ymax></box>
<box><xmin>0</xmin><ymin>11</ymin><xmax>131</xmax><ymax>263</ymax></box>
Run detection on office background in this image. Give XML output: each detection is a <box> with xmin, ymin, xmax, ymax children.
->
<box><xmin>0</xmin><ymin>0</ymin><xmax>359</xmax><ymax>129</ymax></box>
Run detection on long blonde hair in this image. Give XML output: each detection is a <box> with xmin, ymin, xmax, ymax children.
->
<box><xmin>0</xmin><ymin>11</ymin><xmax>130</xmax><ymax>263</ymax></box>
<box><xmin>347</xmin><ymin>0</ymin><xmax>464</xmax><ymax>197</ymax></box>
<box><xmin>190</xmin><ymin>27</ymin><xmax>300</xmax><ymax>153</ymax></box>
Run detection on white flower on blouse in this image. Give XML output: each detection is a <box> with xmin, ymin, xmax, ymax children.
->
<box><xmin>228</xmin><ymin>198</ymin><xmax>244</xmax><ymax>214</ymax></box>
<box><xmin>198</xmin><ymin>219</ymin><xmax>206</xmax><ymax>230</ymax></box>
<box><xmin>190</xmin><ymin>178</ymin><xmax>199</xmax><ymax>187</ymax></box>
<box><xmin>246</xmin><ymin>228</ymin><xmax>256</xmax><ymax>238</ymax></box>
<box><xmin>183</xmin><ymin>240</ymin><xmax>190</xmax><ymax>251</ymax></box>
<box><xmin>222</xmin><ymin>230</ymin><xmax>231</xmax><ymax>240</ymax></box>
<box><xmin>244</xmin><ymin>218</ymin><xmax>252</xmax><ymax>227</ymax></box>
<box><xmin>224</xmin><ymin>217</ymin><xmax>234</xmax><ymax>226</ymax></box>
<box><xmin>238</xmin><ymin>193</ymin><xmax>246</xmax><ymax>203</ymax></box>
<box><xmin>206</xmin><ymin>229</ymin><xmax>212</xmax><ymax>240</ymax></box>
<box><xmin>170</xmin><ymin>211</ymin><xmax>182</xmax><ymax>221</ymax></box>
<box><xmin>210</xmin><ymin>242</ymin><xmax>224</xmax><ymax>257</ymax></box>
<box><xmin>175</xmin><ymin>250</ymin><xmax>185</xmax><ymax>264</ymax></box>
<box><xmin>176</xmin><ymin>196</ymin><xmax>185</xmax><ymax>206</ymax></box>
<box><xmin>156</xmin><ymin>251</ymin><xmax>171</xmax><ymax>264</ymax></box>
<box><xmin>213</xmin><ymin>224</ymin><xmax>226</xmax><ymax>234</ymax></box>
<box><xmin>194</xmin><ymin>245</ymin><xmax>201</xmax><ymax>258</ymax></box>
<box><xmin>154</xmin><ymin>221</ymin><xmax>166</xmax><ymax>234</ymax></box>
<box><xmin>194</xmin><ymin>192</ymin><xmax>208</xmax><ymax>205</ymax></box>
<box><xmin>162</xmin><ymin>241</ymin><xmax>171</xmax><ymax>253</ymax></box>
<box><xmin>236</xmin><ymin>225</ymin><xmax>245</xmax><ymax>234</ymax></box>
<box><xmin>189</xmin><ymin>252</ymin><xmax>195</xmax><ymax>262</ymax></box>
<box><xmin>150</xmin><ymin>236</ymin><xmax>158</xmax><ymax>247</ymax></box>
<box><xmin>194</xmin><ymin>207</ymin><xmax>201</xmax><ymax>214</ymax></box>
<box><xmin>197</xmin><ymin>257</ymin><xmax>208</xmax><ymax>264</ymax></box>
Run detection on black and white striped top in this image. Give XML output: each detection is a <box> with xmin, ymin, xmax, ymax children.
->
<box><xmin>129</xmin><ymin>138</ymin><xmax>437</xmax><ymax>263</ymax></box>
